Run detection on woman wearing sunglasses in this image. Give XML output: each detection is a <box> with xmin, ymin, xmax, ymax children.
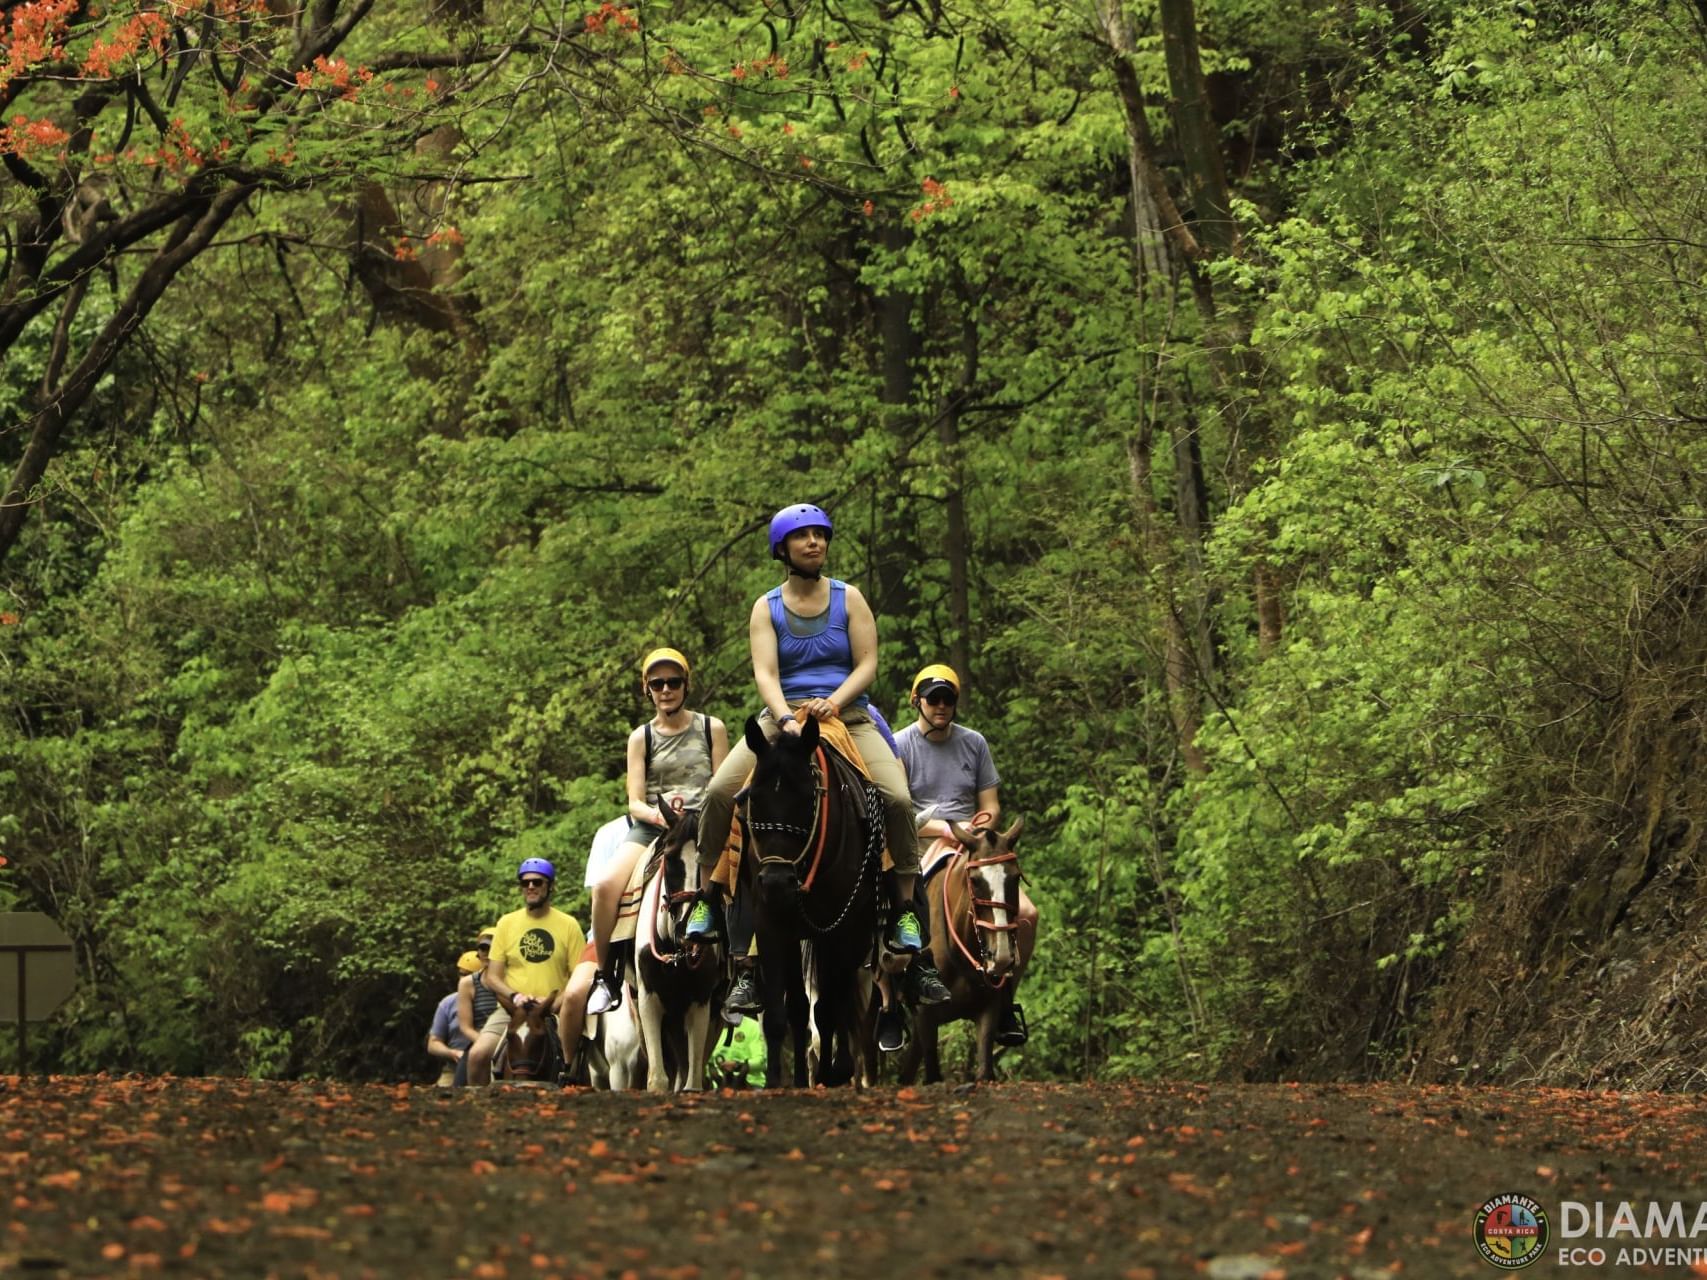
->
<box><xmin>585</xmin><ymin>647</ymin><xmax>729</xmax><ymax>1016</ymax></box>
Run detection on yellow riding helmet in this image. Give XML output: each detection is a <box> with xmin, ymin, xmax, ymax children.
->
<box><xmin>457</xmin><ymin>950</ymin><xmax>484</xmax><ymax>974</ymax></box>
<box><xmin>641</xmin><ymin>647</ymin><xmax>692</xmax><ymax>681</ymax></box>
<box><xmin>475</xmin><ymin>926</ymin><xmax>497</xmax><ymax>943</ymax></box>
<box><xmin>911</xmin><ymin>664</ymin><xmax>961</xmax><ymax>699</ymax></box>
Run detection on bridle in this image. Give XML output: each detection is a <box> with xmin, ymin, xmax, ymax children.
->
<box><xmin>746</xmin><ymin>745</ymin><xmax>830</xmax><ymax>887</ymax></box>
<box><xmin>744</xmin><ymin>743</ymin><xmax>881</xmax><ymax>935</ymax></box>
<box><xmin>944</xmin><ymin>842</ymin><xmax>1022</xmax><ymax>989</ymax></box>
<box><xmin>644</xmin><ymin>821</ymin><xmax>717</xmax><ymax>970</ymax></box>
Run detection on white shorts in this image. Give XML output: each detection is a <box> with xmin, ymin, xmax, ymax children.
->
<box><xmin>585</xmin><ymin>815</ymin><xmax>632</xmax><ymax>889</ymax></box>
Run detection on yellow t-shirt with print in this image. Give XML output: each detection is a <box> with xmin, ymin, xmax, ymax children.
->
<box><xmin>490</xmin><ymin>906</ymin><xmax>585</xmax><ymax>999</ymax></box>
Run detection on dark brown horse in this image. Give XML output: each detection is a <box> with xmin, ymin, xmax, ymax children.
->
<box><xmin>739</xmin><ymin>715</ymin><xmax>882</xmax><ymax>1088</ymax></box>
<box><xmin>898</xmin><ymin>819</ymin><xmax>1027</xmax><ymax>1083</ymax></box>
<box><xmin>635</xmin><ymin>803</ymin><xmax>724</xmax><ymax>1092</ymax></box>
<box><xmin>495</xmin><ymin>988</ymin><xmax>562</xmax><ymax>1084</ymax></box>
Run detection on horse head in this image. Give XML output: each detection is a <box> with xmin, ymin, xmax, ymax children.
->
<box><xmin>499</xmin><ymin>987</ymin><xmax>560</xmax><ymax>1081</ymax></box>
<box><xmin>652</xmin><ymin>797</ymin><xmax>706</xmax><ymax>953</ymax></box>
<box><xmin>744</xmin><ymin>714</ymin><xmax>822</xmax><ymax>902</ymax></box>
<box><xmin>949</xmin><ymin>817</ymin><xmax>1024</xmax><ymax>982</ymax></box>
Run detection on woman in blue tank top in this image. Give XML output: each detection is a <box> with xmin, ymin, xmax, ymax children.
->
<box><xmin>690</xmin><ymin>503</ymin><xmax>946</xmax><ymax>1019</ymax></box>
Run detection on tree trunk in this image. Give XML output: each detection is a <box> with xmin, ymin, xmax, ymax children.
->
<box><xmin>936</xmin><ymin>285</ymin><xmax>978</xmax><ymax>695</ymax></box>
<box><xmin>1157</xmin><ymin>0</ymin><xmax>1236</xmax><ymax>258</ymax></box>
<box><xmin>1152</xmin><ymin>0</ymin><xmax>1285</xmax><ymax>652</ymax></box>
<box><xmin>1101</xmin><ymin>0</ymin><xmax>1214</xmax><ymax>771</ymax></box>
<box><xmin>871</xmin><ymin>222</ymin><xmax>920</xmax><ymax>623</ymax></box>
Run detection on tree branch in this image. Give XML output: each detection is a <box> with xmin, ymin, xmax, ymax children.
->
<box><xmin>0</xmin><ymin>183</ymin><xmax>257</xmax><ymax>567</ymax></box>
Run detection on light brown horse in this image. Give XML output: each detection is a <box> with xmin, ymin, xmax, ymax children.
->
<box><xmin>898</xmin><ymin>818</ymin><xmax>1027</xmax><ymax>1083</ymax></box>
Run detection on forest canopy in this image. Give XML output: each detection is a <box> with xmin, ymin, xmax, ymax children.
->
<box><xmin>5</xmin><ymin>0</ymin><xmax>1707</xmax><ymax>1081</ymax></box>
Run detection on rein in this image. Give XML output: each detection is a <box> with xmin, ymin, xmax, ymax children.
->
<box><xmin>944</xmin><ymin>845</ymin><xmax>1021</xmax><ymax>990</ymax></box>
<box><xmin>642</xmin><ymin>832</ymin><xmax>715</xmax><ymax>969</ymax></box>
<box><xmin>747</xmin><ymin>745</ymin><xmax>831</xmax><ymax>889</ymax></box>
<box><xmin>745</xmin><ymin>743</ymin><xmax>880</xmax><ymax>937</ymax></box>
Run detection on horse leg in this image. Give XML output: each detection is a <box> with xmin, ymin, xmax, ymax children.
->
<box><xmin>974</xmin><ymin>1000</ymin><xmax>999</xmax><ymax>1083</ymax></box>
<box><xmin>759</xmin><ymin>947</ymin><xmax>788</xmax><ymax>1090</ymax></box>
<box><xmin>683</xmin><ymin>997</ymin><xmax>712</xmax><ymax>1092</ymax></box>
<box><xmin>857</xmin><ymin>973</ymin><xmax>880</xmax><ymax>1089</ymax></box>
<box><xmin>811</xmin><ymin>984</ymin><xmax>836</xmax><ymax>1087</ymax></box>
<box><xmin>896</xmin><ymin>1014</ymin><xmax>922</xmax><ymax>1085</ymax></box>
<box><xmin>922</xmin><ymin>1008</ymin><xmax>944</xmax><ymax>1085</ymax></box>
<box><xmin>639</xmin><ymin>986</ymin><xmax>670</xmax><ymax>1094</ymax></box>
<box><xmin>788</xmin><ymin>964</ymin><xmax>811</xmax><ymax>1088</ymax></box>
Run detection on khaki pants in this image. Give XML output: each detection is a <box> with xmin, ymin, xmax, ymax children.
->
<box><xmin>698</xmin><ymin>707</ymin><xmax>919</xmax><ymax>876</ymax></box>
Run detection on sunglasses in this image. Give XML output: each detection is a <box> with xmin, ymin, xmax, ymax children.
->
<box><xmin>924</xmin><ymin>691</ymin><xmax>958</xmax><ymax>707</ymax></box>
<box><xmin>519</xmin><ymin>878</ymin><xmax>550</xmax><ymax>889</ymax></box>
<box><xmin>647</xmin><ymin>676</ymin><xmax>685</xmax><ymax>692</ymax></box>
<box><xmin>476</xmin><ymin>942</ymin><xmax>491</xmax><ymax>951</ymax></box>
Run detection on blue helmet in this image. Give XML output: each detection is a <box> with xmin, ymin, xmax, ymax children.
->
<box><xmin>769</xmin><ymin>503</ymin><xmax>833</xmax><ymax>560</ymax></box>
<box><xmin>517</xmin><ymin>857</ymin><xmax>555</xmax><ymax>882</ymax></box>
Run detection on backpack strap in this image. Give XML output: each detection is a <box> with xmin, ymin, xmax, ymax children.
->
<box><xmin>644</xmin><ymin>723</ymin><xmax>654</xmax><ymax>780</ymax></box>
<box><xmin>702</xmin><ymin>713</ymin><xmax>712</xmax><ymax>761</ymax></box>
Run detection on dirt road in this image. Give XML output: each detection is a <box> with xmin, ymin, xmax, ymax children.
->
<box><xmin>3</xmin><ymin>1076</ymin><xmax>1702</xmax><ymax>1278</ymax></box>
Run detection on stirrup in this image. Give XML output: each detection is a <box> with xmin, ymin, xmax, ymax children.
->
<box><xmin>876</xmin><ymin>1005</ymin><xmax>908</xmax><ymax>1053</ymax></box>
<box><xmin>996</xmin><ymin>1002</ymin><xmax>1029</xmax><ymax>1047</ymax></box>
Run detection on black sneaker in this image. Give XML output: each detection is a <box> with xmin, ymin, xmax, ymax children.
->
<box><xmin>908</xmin><ymin>958</ymin><xmax>952</xmax><ymax>1007</ymax></box>
<box><xmin>723</xmin><ymin>967</ymin><xmax>763</xmax><ymax>1017</ymax></box>
<box><xmin>876</xmin><ymin>1005</ymin><xmax>908</xmax><ymax>1053</ymax></box>
<box><xmin>995</xmin><ymin>1002</ymin><xmax>1028</xmax><ymax>1047</ymax></box>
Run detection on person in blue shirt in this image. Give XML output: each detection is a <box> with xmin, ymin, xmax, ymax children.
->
<box><xmin>427</xmin><ymin>947</ymin><xmax>482</xmax><ymax>1085</ymax></box>
<box><xmin>687</xmin><ymin>503</ymin><xmax>949</xmax><ymax>1016</ymax></box>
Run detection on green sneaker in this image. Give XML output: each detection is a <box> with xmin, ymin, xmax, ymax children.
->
<box><xmin>888</xmin><ymin>910</ymin><xmax>923</xmax><ymax>953</ymax></box>
<box><xmin>685</xmin><ymin>900</ymin><xmax>717</xmax><ymax>940</ymax></box>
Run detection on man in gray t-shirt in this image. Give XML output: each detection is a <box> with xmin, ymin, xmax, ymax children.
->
<box><xmin>895</xmin><ymin>664</ymin><xmax>1036</xmax><ymax>1045</ymax></box>
<box><xmin>893</xmin><ymin>700</ymin><xmax>1001</xmax><ymax>832</ymax></box>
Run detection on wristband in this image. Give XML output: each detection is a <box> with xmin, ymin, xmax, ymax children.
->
<box><xmin>778</xmin><ymin>712</ymin><xmax>796</xmax><ymax>725</ymax></box>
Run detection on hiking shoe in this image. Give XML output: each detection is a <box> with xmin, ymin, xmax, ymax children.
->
<box><xmin>685</xmin><ymin>899</ymin><xmax>718</xmax><ymax>940</ymax></box>
<box><xmin>585</xmin><ymin>971</ymin><xmax>619</xmax><ymax>1016</ymax></box>
<box><xmin>887</xmin><ymin>909</ymin><xmax>923</xmax><ymax>954</ymax></box>
<box><xmin>996</xmin><ymin>1002</ymin><xmax>1029</xmax><ymax>1047</ymax></box>
<box><xmin>908</xmin><ymin>958</ymin><xmax>951</xmax><ymax>1007</ymax></box>
<box><xmin>724</xmin><ymin>967</ymin><xmax>763</xmax><ymax>1017</ymax></box>
<box><xmin>876</xmin><ymin>1005</ymin><xmax>908</xmax><ymax>1053</ymax></box>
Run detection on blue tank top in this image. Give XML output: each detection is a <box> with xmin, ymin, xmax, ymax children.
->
<box><xmin>767</xmin><ymin>580</ymin><xmax>869</xmax><ymax>709</ymax></box>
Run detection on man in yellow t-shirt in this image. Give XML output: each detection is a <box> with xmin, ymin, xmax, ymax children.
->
<box><xmin>466</xmin><ymin>857</ymin><xmax>587</xmax><ymax>1085</ymax></box>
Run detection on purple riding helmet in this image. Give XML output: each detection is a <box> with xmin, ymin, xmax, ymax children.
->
<box><xmin>517</xmin><ymin>857</ymin><xmax>555</xmax><ymax>882</ymax></box>
<box><xmin>768</xmin><ymin>503</ymin><xmax>833</xmax><ymax>561</ymax></box>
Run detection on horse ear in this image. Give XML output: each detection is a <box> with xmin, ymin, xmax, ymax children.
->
<box><xmin>744</xmin><ymin>716</ymin><xmax>768</xmax><ymax>755</ymax></box>
<box><xmin>950</xmin><ymin>820</ymin><xmax>980</xmax><ymax>848</ymax></box>
<box><xmin>800</xmin><ymin>715</ymin><xmax>821</xmax><ymax>748</ymax></box>
<box><xmin>654</xmin><ymin>796</ymin><xmax>677</xmax><ymax>831</ymax></box>
<box><xmin>1000</xmin><ymin>816</ymin><xmax>1024</xmax><ymax>847</ymax></box>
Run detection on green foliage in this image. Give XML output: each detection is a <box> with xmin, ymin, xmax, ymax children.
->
<box><xmin>4</xmin><ymin>0</ymin><xmax>1705</xmax><ymax>1084</ymax></box>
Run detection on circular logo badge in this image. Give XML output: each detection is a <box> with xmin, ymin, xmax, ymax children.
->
<box><xmin>1474</xmin><ymin>1193</ymin><xmax>1549</xmax><ymax>1269</ymax></box>
<box><xmin>518</xmin><ymin>928</ymin><xmax>556</xmax><ymax>963</ymax></box>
